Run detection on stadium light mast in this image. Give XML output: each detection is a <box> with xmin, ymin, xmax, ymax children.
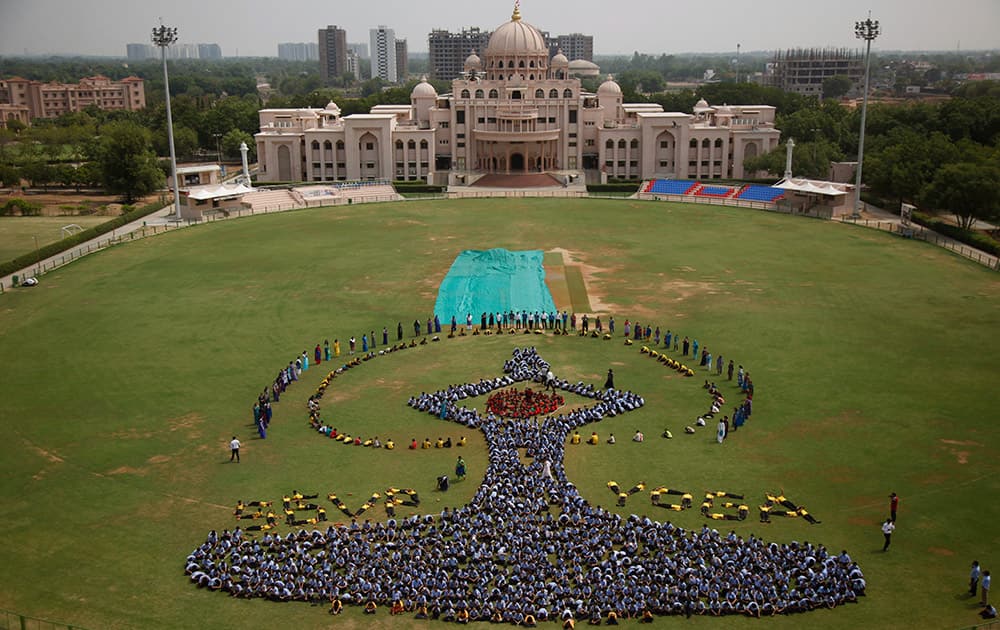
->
<box><xmin>736</xmin><ymin>43</ymin><xmax>741</xmax><ymax>83</ymax></box>
<box><xmin>152</xmin><ymin>21</ymin><xmax>182</xmax><ymax>222</ymax></box>
<box><xmin>852</xmin><ymin>13</ymin><xmax>880</xmax><ymax>219</ymax></box>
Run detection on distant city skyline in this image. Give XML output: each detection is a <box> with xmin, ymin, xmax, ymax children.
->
<box><xmin>0</xmin><ymin>0</ymin><xmax>997</xmax><ymax>58</ymax></box>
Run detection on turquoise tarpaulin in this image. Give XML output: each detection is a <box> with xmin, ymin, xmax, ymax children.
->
<box><xmin>434</xmin><ymin>249</ymin><xmax>556</xmax><ymax>321</ymax></box>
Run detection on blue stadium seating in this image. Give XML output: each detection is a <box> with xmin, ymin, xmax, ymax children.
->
<box><xmin>696</xmin><ymin>185</ymin><xmax>734</xmax><ymax>197</ymax></box>
<box><xmin>737</xmin><ymin>185</ymin><xmax>785</xmax><ymax>202</ymax></box>
<box><xmin>648</xmin><ymin>179</ymin><xmax>697</xmax><ymax>195</ymax></box>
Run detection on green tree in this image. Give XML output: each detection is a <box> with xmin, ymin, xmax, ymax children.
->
<box><xmin>863</xmin><ymin>130</ymin><xmax>959</xmax><ymax>205</ymax></box>
<box><xmin>921</xmin><ymin>162</ymin><xmax>1000</xmax><ymax>229</ymax></box>
<box><xmin>221</xmin><ymin>129</ymin><xmax>255</xmax><ymax>160</ymax></box>
<box><xmin>93</xmin><ymin>121</ymin><xmax>164</xmax><ymax>203</ymax></box>
<box><xmin>0</xmin><ymin>163</ymin><xmax>20</xmax><ymax>188</ymax></box>
<box><xmin>822</xmin><ymin>75</ymin><xmax>853</xmax><ymax>99</ymax></box>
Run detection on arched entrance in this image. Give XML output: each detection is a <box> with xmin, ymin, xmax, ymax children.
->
<box><xmin>277</xmin><ymin>145</ymin><xmax>292</xmax><ymax>181</ymax></box>
<box><xmin>510</xmin><ymin>152</ymin><xmax>525</xmax><ymax>172</ymax></box>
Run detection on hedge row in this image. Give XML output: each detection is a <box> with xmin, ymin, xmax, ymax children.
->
<box><xmin>912</xmin><ymin>211</ymin><xmax>1000</xmax><ymax>257</ymax></box>
<box><xmin>0</xmin><ymin>199</ymin><xmax>167</xmax><ymax>279</ymax></box>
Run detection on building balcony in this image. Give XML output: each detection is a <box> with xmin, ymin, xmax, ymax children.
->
<box><xmin>472</xmin><ymin>128</ymin><xmax>561</xmax><ymax>142</ymax></box>
<box><xmin>496</xmin><ymin>106</ymin><xmax>539</xmax><ymax>120</ymax></box>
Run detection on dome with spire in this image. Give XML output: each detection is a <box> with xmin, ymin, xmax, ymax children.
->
<box><xmin>464</xmin><ymin>49</ymin><xmax>482</xmax><ymax>70</ymax></box>
<box><xmin>597</xmin><ymin>75</ymin><xmax>622</xmax><ymax>96</ymax></box>
<box><xmin>486</xmin><ymin>5</ymin><xmax>548</xmax><ymax>57</ymax></box>
<box><xmin>551</xmin><ymin>49</ymin><xmax>569</xmax><ymax>67</ymax></box>
<box><xmin>693</xmin><ymin>98</ymin><xmax>712</xmax><ymax>113</ymax></box>
<box><xmin>411</xmin><ymin>76</ymin><xmax>437</xmax><ymax>98</ymax></box>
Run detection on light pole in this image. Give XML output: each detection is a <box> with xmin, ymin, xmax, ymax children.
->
<box><xmin>852</xmin><ymin>13</ymin><xmax>880</xmax><ymax>218</ymax></box>
<box><xmin>33</xmin><ymin>235</ymin><xmax>40</xmax><ymax>276</ymax></box>
<box><xmin>213</xmin><ymin>133</ymin><xmax>223</xmax><ymax>165</ymax></box>
<box><xmin>152</xmin><ymin>22</ymin><xmax>182</xmax><ymax>222</ymax></box>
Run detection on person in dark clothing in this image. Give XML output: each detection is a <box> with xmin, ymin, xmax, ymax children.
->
<box><xmin>604</xmin><ymin>369</ymin><xmax>615</xmax><ymax>389</ymax></box>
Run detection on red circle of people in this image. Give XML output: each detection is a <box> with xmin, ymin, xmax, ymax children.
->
<box><xmin>486</xmin><ymin>387</ymin><xmax>564</xmax><ymax>418</ymax></box>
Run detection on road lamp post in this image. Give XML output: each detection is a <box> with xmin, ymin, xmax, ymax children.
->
<box><xmin>852</xmin><ymin>14</ymin><xmax>880</xmax><ymax>219</ymax></box>
<box><xmin>152</xmin><ymin>22</ymin><xmax>182</xmax><ymax>222</ymax></box>
<box><xmin>213</xmin><ymin>133</ymin><xmax>223</xmax><ymax>166</ymax></box>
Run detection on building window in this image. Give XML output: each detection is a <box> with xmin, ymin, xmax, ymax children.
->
<box><xmin>689</xmin><ymin>139</ymin><xmax>698</xmax><ymax>148</ymax></box>
<box><xmin>549</xmin><ymin>89</ymin><xmax>559</xmax><ymax>98</ymax></box>
<box><xmin>489</xmin><ymin>89</ymin><xmax>499</xmax><ymax>98</ymax></box>
<box><xmin>606</xmin><ymin>140</ymin><xmax>614</xmax><ymax>149</ymax></box>
<box><xmin>630</xmin><ymin>139</ymin><xmax>639</xmax><ymax>149</ymax></box>
<box><xmin>457</xmin><ymin>142</ymin><xmax>465</xmax><ymax>148</ymax></box>
<box><xmin>461</xmin><ymin>89</ymin><xmax>470</xmax><ymax>98</ymax></box>
<box><xmin>487</xmin><ymin>117</ymin><xmax>497</xmax><ymax>124</ymax></box>
<box><xmin>367</xmin><ymin>163</ymin><xmax>375</xmax><ymax>169</ymax></box>
<box><xmin>475</xmin><ymin>89</ymin><xmax>484</xmax><ymax>98</ymax></box>
<box><xmin>478</xmin><ymin>117</ymin><xmax>486</xmax><ymax>124</ymax></box>
<box><xmin>548</xmin><ymin>117</ymin><xmax>556</xmax><ymax>123</ymax></box>
<box><xmin>660</xmin><ymin>141</ymin><xmax>669</xmax><ymax>148</ymax></box>
<box><xmin>456</xmin><ymin>111</ymin><xmax>465</xmax><ymax>124</ymax></box>
<box><xmin>563</xmin><ymin>89</ymin><xmax>573</xmax><ymax>98</ymax></box>
<box><xmin>714</xmin><ymin>138</ymin><xmax>723</xmax><ymax>148</ymax></box>
<box><xmin>585</xmin><ymin>139</ymin><xmax>595</xmax><ymax>147</ymax></box>
<box><xmin>659</xmin><ymin>160</ymin><xmax>669</xmax><ymax>167</ymax></box>
<box><xmin>569</xmin><ymin>110</ymin><xmax>577</xmax><ymax>123</ymax></box>
<box><xmin>366</xmin><ymin>143</ymin><xmax>374</xmax><ymax>150</ymax></box>
<box><xmin>569</xmin><ymin>133</ymin><xmax>577</xmax><ymax>138</ymax></box>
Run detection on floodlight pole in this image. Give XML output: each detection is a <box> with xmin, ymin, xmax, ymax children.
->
<box><xmin>153</xmin><ymin>23</ymin><xmax>182</xmax><ymax>222</ymax></box>
<box><xmin>736</xmin><ymin>43</ymin><xmax>740</xmax><ymax>83</ymax></box>
<box><xmin>852</xmin><ymin>13</ymin><xmax>880</xmax><ymax>219</ymax></box>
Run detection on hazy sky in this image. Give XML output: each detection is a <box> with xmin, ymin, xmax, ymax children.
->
<box><xmin>0</xmin><ymin>0</ymin><xmax>997</xmax><ymax>57</ymax></box>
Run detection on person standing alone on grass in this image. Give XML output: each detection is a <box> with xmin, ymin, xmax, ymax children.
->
<box><xmin>881</xmin><ymin>518</ymin><xmax>895</xmax><ymax>551</ymax></box>
<box><xmin>983</xmin><ymin>570</ymin><xmax>992</xmax><ymax>606</ymax></box>
<box><xmin>229</xmin><ymin>436</ymin><xmax>241</xmax><ymax>463</ymax></box>
<box><xmin>971</xmin><ymin>561</ymin><xmax>981</xmax><ymax>597</ymax></box>
<box><xmin>889</xmin><ymin>492</ymin><xmax>899</xmax><ymax>522</ymax></box>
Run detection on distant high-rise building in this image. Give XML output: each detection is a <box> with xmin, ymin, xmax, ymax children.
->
<box><xmin>765</xmin><ymin>48</ymin><xmax>864</xmax><ymax>98</ymax></box>
<box><xmin>198</xmin><ymin>43</ymin><xmax>223</xmax><ymax>59</ymax></box>
<box><xmin>278</xmin><ymin>42</ymin><xmax>319</xmax><ymax>61</ymax></box>
<box><xmin>319</xmin><ymin>25</ymin><xmax>349</xmax><ymax>83</ymax></box>
<box><xmin>370</xmin><ymin>26</ymin><xmax>398</xmax><ymax>83</ymax></box>
<box><xmin>428</xmin><ymin>27</ymin><xmax>492</xmax><ymax>81</ymax></box>
<box><xmin>348</xmin><ymin>42</ymin><xmax>369</xmax><ymax>59</ymax></box>
<box><xmin>346</xmin><ymin>50</ymin><xmax>362</xmax><ymax>81</ymax></box>
<box><xmin>126</xmin><ymin>43</ymin><xmax>155</xmax><ymax>60</ymax></box>
<box><xmin>552</xmin><ymin>33</ymin><xmax>593</xmax><ymax>62</ymax></box>
<box><xmin>395</xmin><ymin>39</ymin><xmax>409</xmax><ymax>82</ymax></box>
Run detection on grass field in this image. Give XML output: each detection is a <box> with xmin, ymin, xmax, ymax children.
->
<box><xmin>0</xmin><ymin>198</ymin><xmax>998</xmax><ymax>630</ymax></box>
<box><xmin>0</xmin><ymin>216</ymin><xmax>111</xmax><ymax>263</ymax></box>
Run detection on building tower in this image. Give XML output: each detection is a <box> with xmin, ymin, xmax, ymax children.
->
<box><xmin>319</xmin><ymin>25</ymin><xmax>348</xmax><ymax>84</ymax></box>
<box><xmin>395</xmin><ymin>39</ymin><xmax>409</xmax><ymax>82</ymax></box>
<box><xmin>370</xmin><ymin>26</ymin><xmax>398</xmax><ymax>83</ymax></box>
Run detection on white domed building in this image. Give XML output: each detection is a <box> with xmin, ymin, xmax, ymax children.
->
<box><xmin>255</xmin><ymin>4</ymin><xmax>780</xmax><ymax>184</ymax></box>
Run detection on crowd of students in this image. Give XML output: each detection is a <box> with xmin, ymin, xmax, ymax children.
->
<box><xmin>189</xmin><ymin>347</ymin><xmax>862</xmax><ymax>621</ymax></box>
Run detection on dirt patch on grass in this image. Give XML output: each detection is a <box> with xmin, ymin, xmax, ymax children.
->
<box><xmin>548</xmin><ymin>247</ymin><xmax>615</xmax><ymax>313</ymax></box>
<box><xmin>146</xmin><ymin>454</ymin><xmax>171</xmax><ymax>464</ymax></box>
<box><xmin>928</xmin><ymin>547</ymin><xmax>955</xmax><ymax>556</ymax></box>
<box><xmin>26</xmin><ymin>442</ymin><xmax>64</xmax><ymax>464</ymax></box>
<box><xmin>847</xmin><ymin>516</ymin><xmax>878</xmax><ymax>527</ymax></box>
<box><xmin>938</xmin><ymin>438</ymin><xmax>982</xmax><ymax>465</ymax></box>
<box><xmin>106</xmin><ymin>466</ymin><xmax>146</xmax><ymax>476</ymax></box>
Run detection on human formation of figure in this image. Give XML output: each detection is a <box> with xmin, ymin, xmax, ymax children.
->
<box><xmin>189</xmin><ymin>347</ymin><xmax>862</xmax><ymax>620</ymax></box>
